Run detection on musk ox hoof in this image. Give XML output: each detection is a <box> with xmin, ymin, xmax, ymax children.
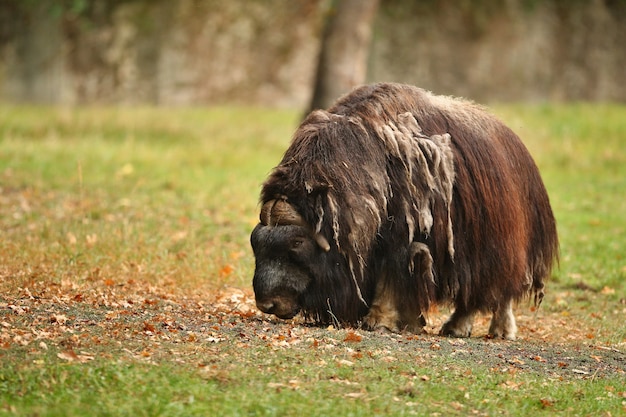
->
<box><xmin>487</xmin><ymin>302</ymin><xmax>518</xmax><ymax>340</ymax></box>
<box><xmin>487</xmin><ymin>329</ymin><xmax>516</xmax><ymax>341</ymax></box>
<box><xmin>363</xmin><ymin>308</ymin><xmax>426</xmax><ymax>334</ymax></box>
<box><xmin>364</xmin><ymin>324</ymin><xmax>396</xmax><ymax>335</ymax></box>
<box><xmin>402</xmin><ymin>315</ymin><xmax>427</xmax><ymax>334</ymax></box>
<box><xmin>363</xmin><ymin>307</ymin><xmax>400</xmax><ymax>333</ymax></box>
<box><xmin>439</xmin><ymin>324</ymin><xmax>472</xmax><ymax>338</ymax></box>
<box><xmin>440</xmin><ymin>312</ymin><xmax>475</xmax><ymax>338</ymax></box>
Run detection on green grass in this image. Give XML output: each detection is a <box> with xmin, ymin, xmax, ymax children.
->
<box><xmin>2</xmin><ymin>335</ymin><xmax>624</xmax><ymax>416</ymax></box>
<box><xmin>0</xmin><ymin>106</ymin><xmax>299</xmax><ymax>291</ymax></box>
<box><xmin>1</xmin><ymin>104</ymin><xmax>625</xmax><ymax>416</ymax></box>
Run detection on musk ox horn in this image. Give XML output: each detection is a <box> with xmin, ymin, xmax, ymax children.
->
<box><xmin>260</xmin><ymin>198</ymin><xmax>331</xmax><ymax>252</ymax></box>
<box><xmin>313</xmin><ymin>232</ymin><xmax>331</xmax><ymax>252</ymax></box>
<box><xmin>264</xmin><ymin>199</ymin><xmax>307</xmax><ymax>226</ymax></box>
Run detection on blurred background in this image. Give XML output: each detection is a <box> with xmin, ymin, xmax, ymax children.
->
<box><xmin>1</xmin><ymin>0</ymin><xmax>625</xmax><ymax>109</ymax></box>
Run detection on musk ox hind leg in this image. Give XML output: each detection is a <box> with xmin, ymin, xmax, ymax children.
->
<box><xmin>441</xmin><ymin>300</ymin><xmax>518</xmax><ymax>340</ymax></box>
<box><xmin>487</xmin><ymin>299</ymin><xmax>517</xmax><ymax>340</ymax></box>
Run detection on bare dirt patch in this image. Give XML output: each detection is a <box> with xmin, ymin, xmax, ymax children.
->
<box><xmin>1</xmin><ymin>282</ymin><xmax>624</xmax><ymax>381</ymax></box>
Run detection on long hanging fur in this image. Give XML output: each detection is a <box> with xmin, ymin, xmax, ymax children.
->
<box><xmin>260</xmin><ymin>82</ymin><xmax>558</xmax><ymax>327</ymax></box>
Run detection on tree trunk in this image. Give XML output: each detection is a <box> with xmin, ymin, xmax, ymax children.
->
<box><xmin>307</xmin><ymin>0</ymin><xmax>380</xmax><ymax>113</ymax></box>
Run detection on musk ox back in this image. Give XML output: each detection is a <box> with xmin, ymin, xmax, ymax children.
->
<box><xmin>251</xmin><ymin>83</ymin><xmax>558</xmax><ymax>340</ymax></box>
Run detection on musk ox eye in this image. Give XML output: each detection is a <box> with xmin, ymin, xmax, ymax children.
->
<box><xmin>291</xmin><ymin>238</ymin><xmax>304</xmax><ymax>249</ymax></box>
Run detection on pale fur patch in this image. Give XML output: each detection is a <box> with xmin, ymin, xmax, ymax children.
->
<box><xmin>314</xmin><ymin>194</ymin><xmax>324</xmax><ymax>235</ymax></box>
<box><xmin>376</xmin><ymin>112</ymin><xmax>456</xmax><ymax>257</ymax></box>
<box><xmin>317</xmin><ymin>112</ymin><xmax>456</xmax><ymax>310</ymax></box>
<box><xmin>488</xmin><ymin>300</ymin><xmax>518</xmax><ymax>340</ymax></box>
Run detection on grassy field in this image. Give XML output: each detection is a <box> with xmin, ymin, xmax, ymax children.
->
<box><xmin>1</xmin><ymin>103</ymin><xmax>625</xmax><ymax>416</ymax></box>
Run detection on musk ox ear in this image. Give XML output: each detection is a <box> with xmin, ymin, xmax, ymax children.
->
<box><xmin>260</xmin><ymin>197</ymin><xmax>331</xmax><ymax>252</ymax></box>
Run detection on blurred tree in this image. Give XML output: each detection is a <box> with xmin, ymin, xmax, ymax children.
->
<box><xmin>307</xmin><ymin>0</ymin><xmax>380</xmax><ymax>113</ymax></box>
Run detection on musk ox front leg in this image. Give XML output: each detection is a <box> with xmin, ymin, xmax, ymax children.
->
<box><xmin>363</xmin><ymin>242</ymin><xmax>430</xmax><ymax>333</ymax></box>
<box><xmin>440</xmin><ymin>307</ymin><xmax>476</xmax><ymax>338</ymax></box>
<box><xmin>362</xmin><ymin>277</ymin><xmax>401</xmax><ymax>332</ymax></box>
<box><xmin>363</xmin><ymin>285</ymin><xmax>426</xmax><ymax>334</ymax></box>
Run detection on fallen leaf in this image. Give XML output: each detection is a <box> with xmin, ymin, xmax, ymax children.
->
<box><xmin>219</xmin><ymin>265</ymin><xmax>234</xmax><ymax>278</ymax></box>
<box><xmin>206</xmin><ymin>336</ymin><xmax>224</xmax><ymax>343</ymax></box>
<box><xmin>116</xmin><ymin>163</ymin><xmax>134</xmax><ymax>178</ymax></box>
<box><xmin>86</xmin><ymin>234</ymin><xmax>98</xmax><ymax>247</ymax></box>
<box><xmin>344</xmin><ymin>331</ymin><xmax>362</xmax><ymax>342</ymax></box>
<box><xmin>67</xmin><ymin>232</ymin><xmax>77</xmax><ymax>245</ymax></box>
<box><xmin>351</xmin><ymin>351</ymin><xmax>363</xmax><ymax>359</ymax></box>
<box><xmin>601</xmin><ymin>286</ymin><xmax>615</xmax><ymax>295</ymax></box>
<box><xmin>329</xmin><ymin>376</ymin><xmax>358</xmax><ymax>386</ymax></box>
<box><xmin>58</xmin><ymin>350</ymin><xmax>79</xmax><ymax>361</ymax></box>
<box><xmin>171</xmin><ymin>231</ymin><xmax>187</xmax><ymax>242</ymax></box>
<box><xmin>77</xmin><ymin>352</ymin><xmax>95</xmax><ymax>362</ymax></box>
<box><xmin>8</xmin><ymin>305</ymin><xmax>27</xmax><ymax>315</ymax></box>
<box><xmin>450</xmin><ymin>401</ymin><xmax>464</xmax><ymax>411</ymax></box>
<box><xmin>500</xmin><ymin>380</ymin><xmax>524</xmax><ymax>390</ymax></box>
<box><xmin>229</xmin><ymin>251</ymin><xmax>244</xmax><ymax>261</ymax></box>
<box><xmin>50</xmin><ymin>314</ymin><xmax>68</xmax><ymax>325</ymax></box>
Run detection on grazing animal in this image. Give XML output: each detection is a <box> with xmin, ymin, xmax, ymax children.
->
<box><xmin>250</xmin><ymin>83</ymin><xmax>558</xmax><ymax>340</ymax></box>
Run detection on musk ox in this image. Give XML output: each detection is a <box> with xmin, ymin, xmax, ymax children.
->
<box><xmin>251</xmin><ymin>82</ymin><xmax>558</xmax><ymax>340</ymax></box>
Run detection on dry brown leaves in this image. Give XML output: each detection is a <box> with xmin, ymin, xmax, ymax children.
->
<box><xmin>1</xmin><ymin>279</ymin><xmax>624</xmax><ymax>383</ymax></box>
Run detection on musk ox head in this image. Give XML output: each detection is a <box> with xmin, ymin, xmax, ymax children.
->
<box><xmin>251</xmin><ymin>197</ymin><xmax>330</xmax><ymax>319</ymax></box>
<box><xmin>250</xmin><ymin>82</ymin><xmax>558</xmax><ymax>340</ymax></box>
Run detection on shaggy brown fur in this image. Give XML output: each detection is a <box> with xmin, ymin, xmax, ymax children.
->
<box><xmin>253</xmin><ymin>82</ymin><xmax>558</xmax><ymax>339</ymax></box>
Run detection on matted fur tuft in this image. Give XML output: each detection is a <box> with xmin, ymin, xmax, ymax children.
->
<box><xmin>256</xmin><ymin>83</ymin><xmax>558</xmax><ymax>337</ymax></box>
